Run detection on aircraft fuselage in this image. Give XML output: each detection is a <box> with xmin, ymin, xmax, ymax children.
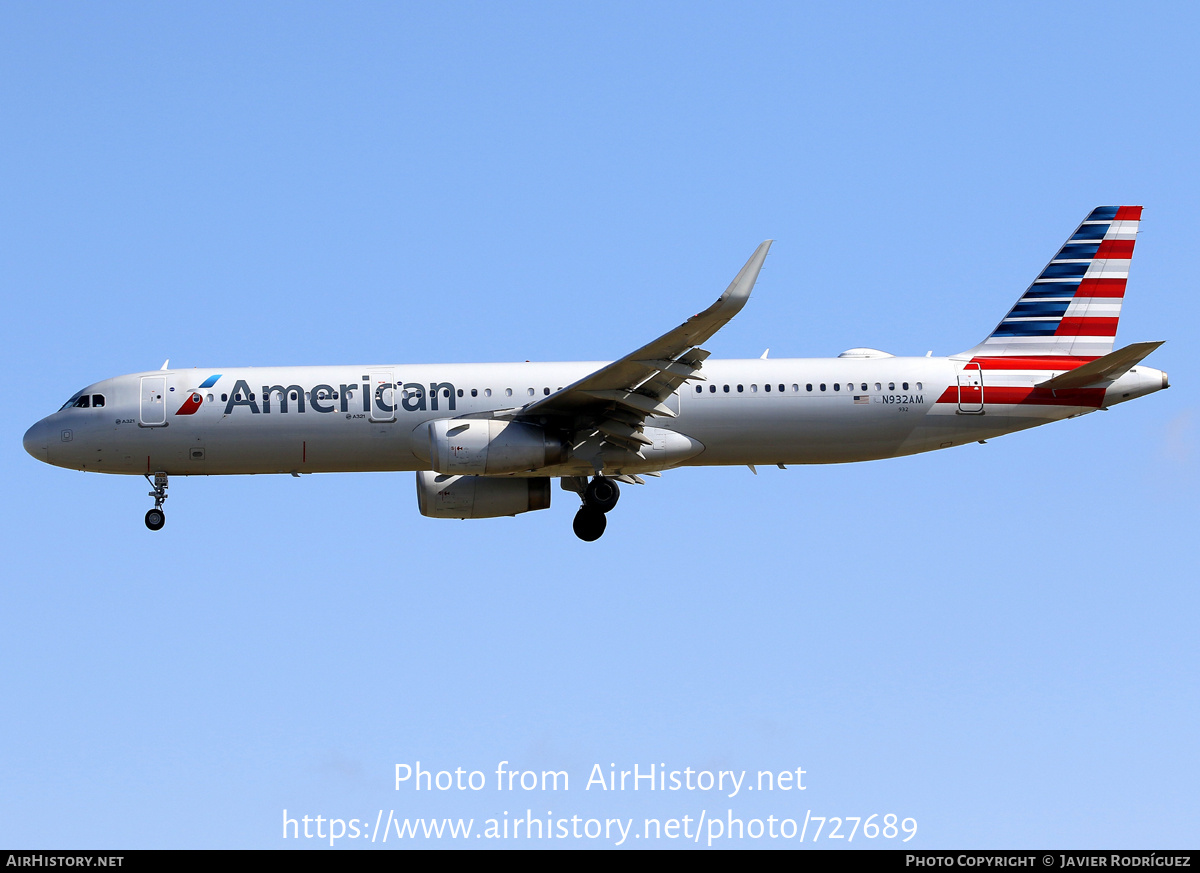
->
<box><xmin>23</xmin><ymin>355</ymin><xmax>1167</xmax><ymax>478</ymax></box>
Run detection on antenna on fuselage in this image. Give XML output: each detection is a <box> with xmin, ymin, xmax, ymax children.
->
<box><xmin>160</xmin><ymin>359</ymin><xmax>170</xmax><ymax>370</ymax></box>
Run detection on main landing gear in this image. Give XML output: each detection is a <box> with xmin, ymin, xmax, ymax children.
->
<box><xmin>572</xmin><ymin>476</ymin><xmax>620</xmax><ymax>542</ymax></box>
<box><xmin>144</xmin><ymin>472</ymin><xmax>168</xmax><ymax>531</ymax></box>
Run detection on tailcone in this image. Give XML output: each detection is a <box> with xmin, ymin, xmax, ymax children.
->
<box><xmin>1106</xmin><ymin>367</ymin><xmax>1168</xmax><ymax>406</ymax></box>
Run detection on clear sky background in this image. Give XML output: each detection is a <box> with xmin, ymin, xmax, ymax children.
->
<box><xmin>2</xmin><ymin>2</ymin><xmax>1197</xmax><ymax>849</ymax></box>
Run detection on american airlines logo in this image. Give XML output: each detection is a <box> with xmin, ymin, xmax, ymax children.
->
<box><xmin>175</xmin><ymin>374</ymin><xmax>222</xmax><ymax>416</ymax></box>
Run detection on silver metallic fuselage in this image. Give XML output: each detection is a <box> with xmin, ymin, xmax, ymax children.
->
<box><xmin>22</xmin><ymin>356</ymin><xmax>1167</xmax><ymax>478</ymax></box>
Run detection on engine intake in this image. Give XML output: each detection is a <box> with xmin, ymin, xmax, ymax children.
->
<box><xmin>415</xmin><ymin>471</ymin><xmax>551</xmax><ymax>519</ymax></box>
<box><xmin>429</xmin><ymin>419</ymin><xmax>564</xmax><ymax>475</ymax></box>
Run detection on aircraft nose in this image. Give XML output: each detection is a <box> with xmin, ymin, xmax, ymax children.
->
<box><xmin>23</xmin><ymin>419</ymin><xmax>50</xmax><ymax>463</ymax></box>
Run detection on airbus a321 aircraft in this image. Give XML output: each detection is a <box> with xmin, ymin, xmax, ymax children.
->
<box><xmin>24</xmin><ymin>206</ymin><xmax>1168</xmax><ymax>541</ymax></box>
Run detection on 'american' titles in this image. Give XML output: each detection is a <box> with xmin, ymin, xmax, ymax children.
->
<box><xmin>222</xmin><ymin>379</ymin><xmax>457</xmax><ymax>416</ymax></box>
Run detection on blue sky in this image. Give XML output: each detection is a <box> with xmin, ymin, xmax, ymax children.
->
<box><xmin>2</xmin><ymin>2</ymin><xmax>1196</xmax><ymax>848</ymax></box>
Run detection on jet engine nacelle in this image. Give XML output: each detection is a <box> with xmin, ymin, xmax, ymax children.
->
<box><xmin>428</xmin><ymin>419</ymin><xmax>564</xmax><ymax>475</ymax></box>
<box><xmin>415</xmin><ymin>471</ymin><xmax>551</xmax><ymax>519</ymax></box>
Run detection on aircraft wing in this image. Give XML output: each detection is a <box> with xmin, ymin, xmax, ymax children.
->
<box><xmin>515</xmin><ymin>240</ymin><xmax>773</xmax><ymax>451</ymax></box>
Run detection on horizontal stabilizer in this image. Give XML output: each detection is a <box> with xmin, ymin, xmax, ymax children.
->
<box><xmin>1037</xmin><ymin>341</ymin><xmax>1164</xmax><ymax>390</ymax></box>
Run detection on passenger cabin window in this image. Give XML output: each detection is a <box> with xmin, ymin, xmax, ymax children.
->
<box><xmin>709</xmin><ymin>385</ymin><xmax>716</xmax><ymax>393</ymax></box>
<box><xmin>820</xmin><ymin>384</ymin><xmax>826</xmax><ymax>391</ymax></box>
<box><xmin>903</xmin><ymin>382</ymin><xmax>909</xmax><ymax>391</ymax></box>
<box><xmin>888</xmin><ymin>382</ymin><xmax>895</xmax><ymax>391</ymax></box>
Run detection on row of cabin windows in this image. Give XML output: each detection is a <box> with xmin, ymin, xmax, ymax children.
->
<box><xmin>213</xmin><ymin>381</ymin><xmax>926</xmax><ymax>403</ymax></box>
<box><xmin>695</xmin><ymin>381</ymin><xmax>922</xmax><ymax>394</ymax></box>
<box><xmin>463</xmin><ymin>388</ymin><xmax>566</xmax><ymax>398</ymax></box>
<box><xmin>60</xmin><ymin>380</ymin><xmax>926</xmax><ymax>410</ymax></box>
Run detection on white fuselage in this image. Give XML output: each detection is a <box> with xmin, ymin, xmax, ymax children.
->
<box><xmin>22</xmin><ymin>355</ymin><xmax>1167</xmax><ymax>478</ymax></box>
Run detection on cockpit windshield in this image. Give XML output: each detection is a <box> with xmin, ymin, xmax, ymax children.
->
<box><xmin>59</xmin><ymin>392</ymin><xmax>105</xmax><ymax>411</ymax></box>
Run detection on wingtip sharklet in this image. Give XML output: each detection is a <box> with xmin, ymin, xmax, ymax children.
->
<box><xmin>699</xmin><ymin>239</ymin><xmax>774</xmax><ymax>322</ymax></box>
<box><xmin>725</xmin><ymin>240</ymin><xmax>773</xmax><ymax>301</ymax></box>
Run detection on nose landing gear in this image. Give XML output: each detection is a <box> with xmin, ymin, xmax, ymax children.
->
<box><xmin>144</xmin><ymin>472</ymin><xmax>168</xmax><ymax>531</ymax></box>
<box><xmin>572</xmin><ymin>476</ymin><xmax>620</xmax><ymax>542</ymax></box>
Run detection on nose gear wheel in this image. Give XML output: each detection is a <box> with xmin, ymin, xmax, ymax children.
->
<box><xmin>144</xmin><ymin>472</ymin><xmax>168</xmax><ymax>531</ymax></box>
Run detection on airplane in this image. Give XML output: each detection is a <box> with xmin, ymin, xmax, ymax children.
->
<box><xmin>23</xmin><ymin>206</ymin><xmax>1168</xmax><ymax>541</ymax></box>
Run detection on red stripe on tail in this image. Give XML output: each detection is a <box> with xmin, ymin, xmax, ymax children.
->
<box><xmin>1076</xmin><ymin>278</ymin><xmax>1127</xmax><ymax>298</ymax></box>
<box><xmin>1055</xmin><ymin>317</ymin><xmax>1119</xmax><ymax>337</ymax></box>
<box><xmin>1095</xmin><ymin>239</ymin><xmax>1135</xmax><ymax>259</ymax></box>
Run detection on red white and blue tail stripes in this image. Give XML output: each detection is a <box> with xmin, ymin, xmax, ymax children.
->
<box><xmin>964</xmin><ymin>206</ymin><xmax>1141</xmax><ymax>358</ymax></box>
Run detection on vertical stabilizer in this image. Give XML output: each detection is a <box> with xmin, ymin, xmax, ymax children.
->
<box><xmin>960</xmin><ymin>206</ymin><xmax>1141</xmax><ymax>358</ymax></box>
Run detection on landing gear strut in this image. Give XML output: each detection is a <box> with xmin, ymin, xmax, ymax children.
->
<box><xmin>144</xmin><ymin>472</ymin><xmax>168</xmax><ymax>531</ymax></box>
<box><xmin>573</xmin><ymin>476</ymin><xmax>620</xmax><ymax>542</ymax></box>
